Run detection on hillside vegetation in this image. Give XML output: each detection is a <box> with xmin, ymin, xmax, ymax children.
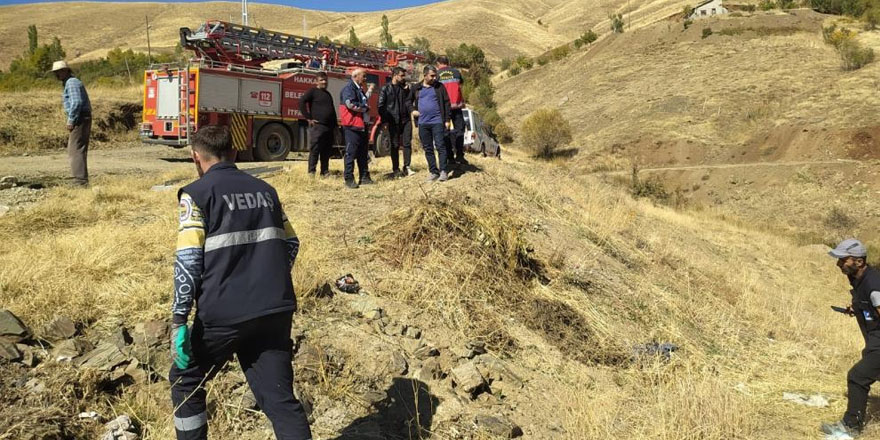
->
<box><xmin>0</xmin><ymin>0</ymin><xmax>647</xmax><ymax>69</ymax></box>
<box><xmin>495</xmin><ymin>8</ymin><xmax>880</xmax><ymax>253</ymax></box>
<box><xmin>0</xmin><ymin>146</ymin><xmax>867</xmax><ymax>439</ymax></box>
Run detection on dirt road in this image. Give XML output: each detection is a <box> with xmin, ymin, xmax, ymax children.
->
<box><xmin>0</xmin><ymin>144</ymin><xmax>305</xmax><ymax>182</ymax></box>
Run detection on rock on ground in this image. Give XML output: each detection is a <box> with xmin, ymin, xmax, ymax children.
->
<box><xmin>0</xmin><ymin>309</ymin><xmax>30</xmax><ymax>341</ymax></box>
<box><xmin>42</xmin><ymin>316</ymin><xmax>77</xmax><ymax>341</ymax></box>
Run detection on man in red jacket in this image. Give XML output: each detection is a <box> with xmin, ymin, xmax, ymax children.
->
<box><xmin>437</xmin><ymin>56</ymin><xmax>467</xmax><ymax>167</ymax></box>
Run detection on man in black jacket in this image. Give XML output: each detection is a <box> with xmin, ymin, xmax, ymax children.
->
<box><xmin>299</xmin><ymin>72</ymin><xmax>337</xmax><ymax>177</ymax></box>
<box><xmin>412</xmin><ymin>65</ymin><xmax>451</xmax><ymax>182</ymax></box>
<box><xmin>378</xmin><ymin>67</ymin><xmax>414</xmax><ymax>178</ymax></box>
<box><xmin>822</xmin><ymin>238</ymin><xmax>880</xmax><ymax>438</ymax></box>
<box><xmin>169</xmin><ymin>125</ymin><xmax>312</xmax><ymax>440</ymax></box>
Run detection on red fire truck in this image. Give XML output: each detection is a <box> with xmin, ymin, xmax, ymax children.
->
<box><xmin>140</xmin><ymin>21</ymin><xmax>423</xmax><ymax>161</ymax></box>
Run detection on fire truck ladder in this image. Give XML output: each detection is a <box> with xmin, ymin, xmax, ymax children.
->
<box><xmin>177</xmin><ymin>67</ymin><xmax>191</xmax><ymax>144</ymax></box>
<box><xmin>179</xmin><ymin>20</ymin><xmax>423</xmax><ymax>70</ymax></box>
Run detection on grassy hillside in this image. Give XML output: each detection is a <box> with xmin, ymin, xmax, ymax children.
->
<box><xmin>495</xmin><ymin>8</ymin><xmax>880</xmax><ymax>250</ymax></box>
<box><xmin>0</xmin><ymin>146</ymin><xmax>867</xmax><ymax>439</ymax></box>
<box><xmin>0</xmin><ymin>0</ymin><xmax>630</xmax><ymax>69</ymax></box>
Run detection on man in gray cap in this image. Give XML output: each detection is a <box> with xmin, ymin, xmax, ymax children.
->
<box><xmin>822</xmin><ymin>238</ymin><xmax>880</xmax><ymax>437</ymax></box>
<box><xmin>52</xmin><ymin>60</ymin><xmax>91</xmax><ymax>187</ymax></box>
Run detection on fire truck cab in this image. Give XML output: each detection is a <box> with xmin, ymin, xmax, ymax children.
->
<box><xmin>140</xmin><ymin>21</ymin><xmax>422</xmax><ymax>161</ymax></box>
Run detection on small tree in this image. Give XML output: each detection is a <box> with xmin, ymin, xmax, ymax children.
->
<box><xmin>27</xmin><ymin>25</ymin><xmax>38</xmax><ymax>55</ymax></box>
<box><xmin>519</xmin><ymin>108</ymin><xmax>573</xmax><ymax>159</ymax></box>
<box><xmin>839</xmin><ymin>38</ymin><xmax>875</xmax><ymax>70</ymax></box>
<box><xmin>610</xmin><ymin>13</ymin><xmax>625</xmax><ymax>33</ymax></box>
<box><xmin>582</xmin><ymin>30</ymin><xmax>598</xmax><ymax>44</ymax></box>
<box><xmin>411</xmin><ymin>36</ymin><xmax>431</xmax><ymax>52</ymax></box>
<box><xmin>379</xmin><ymin>15</ymin><xmax>395</xmax><ymax>48</ymax></box>
<box><xmin>346</xmin><ymin>27</ymin><xmax>361</xmax><ymax>47</ymax></box>
<box><xmin>682</xmin><ymin>4</ymin><xmax>694</xmax><ymax>18</ymax></box>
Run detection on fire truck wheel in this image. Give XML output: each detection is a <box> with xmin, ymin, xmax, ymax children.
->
<box><xmin>255</xmin><ymin>124</ymin><xmax>292</xmax><ymax>162</ymax></box>
<box><xmin>373</xmin><ymin>125</ymin><xmax>390</xmax><ymax>158</ymax></box>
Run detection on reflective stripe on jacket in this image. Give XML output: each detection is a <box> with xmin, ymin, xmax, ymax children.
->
<box><xmin>179</xmin><ymin>162</ymin><xmax>297</xmax><ymax>326</ymax></box>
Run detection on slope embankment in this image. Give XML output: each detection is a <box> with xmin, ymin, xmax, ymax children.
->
<box><xmin>0</xmin><ymin>144</ymin><xmax>864</xmax><ymax>439</ymax></box>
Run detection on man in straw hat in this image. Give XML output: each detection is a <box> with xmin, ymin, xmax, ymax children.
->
<box><xmin>52</xmin><ymin>60</ymin><xmax>91</xmax><ymax>186</ymax></box>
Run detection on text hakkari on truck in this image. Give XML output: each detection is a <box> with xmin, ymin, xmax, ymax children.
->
<box><xmin>140</xmin><ymin>21</ymin><xmax>424</xmax><ymax>161</ymax></box>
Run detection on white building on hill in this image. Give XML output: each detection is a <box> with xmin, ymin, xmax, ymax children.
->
<box><xmin>689</xmin><ymin>0</ymin><xmax>728</xmax><ymax>19</ymax></box>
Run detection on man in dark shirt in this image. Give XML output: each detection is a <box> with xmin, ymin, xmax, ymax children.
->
<box><xmin>378</xmin><ymin>67</ymin><xmax>414</xmax><ymax>178</ymax></box>
<box><xmin>299</xmin><ymin>72</ymin><xmax>337</xmax><ymax>176</ymax></box>
<box><xmin>412</xmin><ymin>65</ymin><xmax>451</xmax><ymax>182</ymax></box>
<box><xmin>822</xmin><ymin>239</ymin><xmax>880</xmax><ymax>438</ymax></box>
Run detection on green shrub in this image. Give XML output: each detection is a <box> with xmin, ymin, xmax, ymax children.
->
<box><xmin>519</xmin><ymin>108</ymin><xmax>573</xmax><ymax>159</ymax></box>
<box><xmin>581</xmin><ymin>30</ymin><xmax>599</xmax><ymax>45</ymax></box>
<box><xmin>550</xmin><ymin>44</ymin><xmax>571</xmax><ymax>61</ymax></box>
<box><xmin>631</xmin><ymin>167</ymin><xmax>671</xmax><ymax>202</ymax></box>
<box><xmin>500</xmin><ymin>57</ymin><xmax>512</xmax><ymax>71</ymax></box>
<box><xmin>810</xmin><ymin>0</ymin><xmax>867</xmax><ymax>16</ymax></box>
<box><xmin>759</xmin><ymin>0</ymin><xmax>776</xmax><ymax>10</ymax></box>
<box><xmin>509</xmin><ymin>65</ymin><xmax>521</xmax><ymax>76</ymax></box>
<box><xmin>702</xmin><ymin>27</ymin><xmax>713</xmax><ymax>38</ymax></box>
<box><xmin>778</xmin><ymin>0</ymin><xmax>796</xmax><ymax>8</ymax></box>
<box><xmin>610</xmin><ymin>13</ymin><xmax>625</xmax><ymax>33</ymax></box>
<box><xmin>574</xmin><ymin>39</ymin><xmax>584</xmax><ymax>49</ymax></box>
<box><xmin>838</xmin><ymin>38</ymin><xmax>875</xmax><ymax>70</ymax></box>
<box><xmin>683</xmin><ymin>4</ymin><xmax>695</xmax><ymax>17</ymax></box>
<box><xmin>515</xmin><ymin>55</ymin><xmax>533</xmax><ymax>69</ymax></box>
<box><xmin>493</xmin><ymin>122</ymin><xmax>514</xmax><ymax>143</ymax></box>
<box><xmin>683</xmin><ymin>19</ymin><xmax>694</xmax><ymax>30</ymax></box>
<box><xmin>536</xmin><ymin>56</ymin><xmax>549</xmax><ymax>66</ymax></box>
<box><xmin>445</xmin><ymin>43</ymin><xmax>487</xmax><ymax>68</ymax></box>
<box><xmin>864</xmin><ymin>7</ymin><xmax>880</xmax><ymax>29</ymax></box>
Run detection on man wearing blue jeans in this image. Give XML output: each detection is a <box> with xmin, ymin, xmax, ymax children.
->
<box><xmin>339</xmin><ymin>68</ymin><xmax>375</xmax><ymax>189</ymax></box>
<box><xmin>412</xmin><ymin>65</ymin><xmax>451</xmax><ymax>182</ymax></box>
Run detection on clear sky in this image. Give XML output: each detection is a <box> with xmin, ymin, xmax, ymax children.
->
<box><xmin>0</xmin><ymin>0</ymin><xmax>445</xmax><ymax>12</ymax></box>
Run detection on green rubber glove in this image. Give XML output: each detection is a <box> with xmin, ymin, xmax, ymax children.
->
<box><xmin>170</xmin><ymin>323</ymin><xmax>192</xmax><ymax>370</ymax></box>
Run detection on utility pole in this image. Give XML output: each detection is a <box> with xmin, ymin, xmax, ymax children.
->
<box><xmin>145</xmin><ymin>15</ymin><xmax>152</xmax><ymax>65</ymax></box>
<box><xmin>302</xmin><ymin>15</ymin><xmax>307</xmax><ymax>36</ymax></box>
<box><xmin>242</xmin><ymin>0</ymin><xmax>249</xmax><ymax>25</ymax></box>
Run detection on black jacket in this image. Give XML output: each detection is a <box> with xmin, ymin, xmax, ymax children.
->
<box><xmin>377</xmin><ymin>82</ymin><xmax>412</xmax><ymax>125</ymax></box>
<box><xmin>412</xmin><ymin>81</ymin><xmax>451</xmax><ymax>126</ymax></box>
<box><xmin>179</xmin><ymin>162</ymin><xmax>296</xmax><ymax>326</ymax></box>
<box><xmin>851</xmin><ymin>266</ymin><xmax>880</xmax><ymax>349</ymax></box>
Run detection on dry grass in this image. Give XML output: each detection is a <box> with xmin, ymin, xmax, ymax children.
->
<box><xmin>0</xmin><ymin>0</ymin><xmax>621</xmax><ymax>68</ymax></box>
<box><xmin>0</xmin><ymin>143</ymin><xmax>866</xmax><ymax>438</ymax></box>
<box><xmin>0</xmin><ymin>86</ymin><xmax>142</xmax><ymax>155</ymax></box>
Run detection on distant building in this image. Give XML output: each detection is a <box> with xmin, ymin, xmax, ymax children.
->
<box><xmin>689</xmin><ymin>0</ymin><xmax>728</xmax><ymax>19</ymax></box>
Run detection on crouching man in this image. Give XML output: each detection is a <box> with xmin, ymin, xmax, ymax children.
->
<box><xmin>822</xmin><ymin>238</ymin><xmax>880</xmax><ymax>438</ymax></box>
<box><xmin>168</xmin><ymin>125</ymin><xmax>312</xmax><ymax>440</ymax></box>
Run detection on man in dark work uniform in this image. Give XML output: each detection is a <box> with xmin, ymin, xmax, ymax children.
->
<box><xmin>822</xmin><ymin>238</ymin><xmax>880</xmax><ymax>438</ymax></box>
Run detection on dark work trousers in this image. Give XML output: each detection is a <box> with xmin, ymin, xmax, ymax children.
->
<box><xmin>168</xmin><ymin>312</ymin><xmax>312</xmax><ymax>440</ymax></box>
<box><xmin>343</xmin><ymin>127</ymin><xmax>369</xmax><ymax>183</ymax></box>
<box><xmin>844</xmin><ymin>347</ymin><xmax>880</xmax><ymax>428</ymax></box>
<box><xmin>444</xmin><ymin>109</ymin><xmax>465</xmax><ymax>164</ymax></box>
<box><xmin>307</xmin><ymin>123</ymin><xmax>334</xmax><ymax>175</ymax></box>
<box><xmin>67</xmin><ymin>115</ymin><xmax>91</xmax><ymax>185</ymax></box>
<box><xmin>419</xmin><ymin>123</ymin><xmax>447</xmax><ymax>175</ymax></box>
<box><xmin>387</xmin><ymin>120</ymin><xmax>412</xmax><ymax>172</ymax></box>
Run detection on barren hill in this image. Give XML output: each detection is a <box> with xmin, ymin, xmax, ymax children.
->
<box><xmin>495</xmin><ymin>8</ymin><xmax>880</xmax><ymax>248</ymax></box>
<box><xmin>0</xmin><ymin>0</ymin><xmax>640</xmax><ymax>69</ymax></box>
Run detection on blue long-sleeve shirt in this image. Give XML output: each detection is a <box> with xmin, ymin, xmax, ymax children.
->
<box><xmin>62</xmin><ymin>77</ymin><xmax>91</xmax><ymax>125</ymax></box>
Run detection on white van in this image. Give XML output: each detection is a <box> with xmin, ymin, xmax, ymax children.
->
<box><xmin>462</xmin><ymin>108</ymin><xmax>501</xmax><ymax>158</ymax></box>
